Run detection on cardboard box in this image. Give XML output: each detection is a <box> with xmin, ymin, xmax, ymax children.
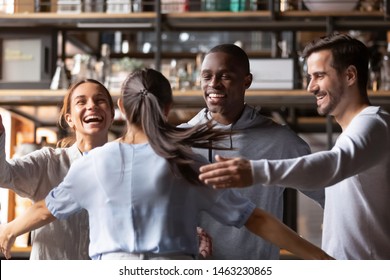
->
<box><xmin>249</xmin><ymin>58</ymin><xmax>294</xmax><ymax>90</ymax></box>
<box><xmin>14</xmin><ymin>0</ymin><xmax>57</xmax><ymax>13</ymax></box>
<box><xmin>14</xmin><ymin>0</ymin><xmax>35</xmax><ymax>13</ymax></box>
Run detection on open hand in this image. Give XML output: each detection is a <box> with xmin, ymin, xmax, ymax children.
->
<box><xmin>199</xmin><ymin>155</ymin><xmax>253</xmax><ymax>189</ymax></box>
<box><xmin>0</xmin><ymin>224</ymin><xmax>15</xmax><ymax>259</ymax></box>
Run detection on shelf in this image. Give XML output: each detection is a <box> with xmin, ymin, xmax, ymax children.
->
<box><xmin>0</xmin><ymin>12</ymin><xmax>156</xmax><ymax>30</ymax></box>
<box><xmin>162</xmin><ymin>10</ymin><xmax>390</xmax><ymax>31</ymax></box>
<box><xmin>174</xmin><ymin>90</ymin><xmax>390</xmax><ymax>109</ymax></box>
<box><xmin>1</xmin><ymin>89</ymin><xmax>390</xmax><ymax>108</ymax></box>
<box><xmin>1</xmin><ymin>10</ymin><xmax>390</xmax><ymax>31</ymax></box>
<box><xmin>281</xmin><ymin>10</ymin><xmax>385</xmax><ymax>18</ymax></box>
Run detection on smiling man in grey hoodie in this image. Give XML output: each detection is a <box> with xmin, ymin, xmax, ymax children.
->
<box><xmin>182</xmin><ymin>43</ymin><xmax>325</xmax><ymax>260</ymax></box>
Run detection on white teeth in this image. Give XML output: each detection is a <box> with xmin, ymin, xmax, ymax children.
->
<box><xmin>209</xmin><ymin>93</ymin><xmax>224</xmax><ymax>98</ymax></box>
<box><xmin>84</xmin><ymin>115</ymin><xmax>103</xmax><ymax>122</ymax></box>
<box><xmin>315</xmin><ymin>93</ymin><xmax>326</xmax><ymax>100</ymax></box>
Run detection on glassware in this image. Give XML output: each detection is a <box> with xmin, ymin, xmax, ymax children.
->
<box><xmin>380</xmin><ymin>33</ymin><xmax>390</xmax><ymax>90</ymax></box>
<box><xmin>50</xmin><ymin>59</ymin><xmax>70</xmax><ymax>90</ymax></box>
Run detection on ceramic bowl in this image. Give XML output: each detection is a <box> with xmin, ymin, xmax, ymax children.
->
<box><xmin>303</xmin><ymin>0</ymin><xmax>359</xmax><ymax>11</ymax></box>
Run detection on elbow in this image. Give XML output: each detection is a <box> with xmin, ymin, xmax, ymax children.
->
<box><xmin>35</xmin><ymin>201</ymin><xmax>56</xmax><ymax>223</ymax></box>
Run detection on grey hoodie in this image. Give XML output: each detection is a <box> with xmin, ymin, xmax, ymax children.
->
<box><xmin>183</xmin><ymin>104</ymin><xmax>325</xmax><ymax>259</ymax></box>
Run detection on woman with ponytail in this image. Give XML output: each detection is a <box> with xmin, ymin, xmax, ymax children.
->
<box><xmin>0</xmin><ymin>69</ymin><xmax>333</xmax><ymax>260</ymax></box>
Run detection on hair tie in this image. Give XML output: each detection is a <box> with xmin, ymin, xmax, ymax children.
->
<box><xmin>139</xmin><ymin>89</ymin><xmax>148</xmax><ymax>97</ymax></box>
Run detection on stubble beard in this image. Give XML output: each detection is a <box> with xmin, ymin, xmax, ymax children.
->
<box><xmin>317</xmin><ymin>84</ymin><xmax>344</xmax><ymax>116</ymax></box>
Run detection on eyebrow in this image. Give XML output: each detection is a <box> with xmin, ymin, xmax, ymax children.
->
<box><xmin>308</xmin><ymin>71</ymin><xmax>326</xmax><ymax>77</ymax></box>
<box><xmin>73</xmin><ymin>95</ymin><xmax>86</xmax><ymax>100</ymax></box>
<box><xmin>73</xmin><ymin>92</ymin><xmax>107</xmax><ymax>99</ymax></box>
<box><xmin>95</xmin><ymin>93</ymin><xmax>109</xmax><ymax>98</ymax></box>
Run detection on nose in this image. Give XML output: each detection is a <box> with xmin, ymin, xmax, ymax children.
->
<box><xmin>208</xmin><ymin>76</ymin><xmax>220</xmax><ymax>88</ymax></box>
<box><xmin>307</xmin><ymin>78</ymin><xmax>318</xmax><ymax>93</ymax></box>
<box><xmin>86</xmin><ymin>99</ymin><xmax>98</xmax><ymax>110</ymax></box>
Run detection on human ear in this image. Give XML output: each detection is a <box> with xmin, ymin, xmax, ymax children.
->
<box><xmin>244</xmin><ymin>73</ymin><xmax>253</xmax><ymax>89</ymax></box>
<box><xmin>64</xmin><ymin>113</ymin><xmax>74</xmax><ymax>129</ymax></box>
<box><xmin>346</xmin><ymin>65</ymin><xmax>357</xmax><ymax>86</ymax></box>
<box><xmin>117</xmin><ymin>98</ymin><xmax>125</xmax><ymax>115</ymax></box>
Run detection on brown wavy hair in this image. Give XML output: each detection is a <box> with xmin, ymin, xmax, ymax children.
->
<box><xmin>57</xmin><ymin>79</ymin><xmax>115</xmax><ymax>148</ymax></box>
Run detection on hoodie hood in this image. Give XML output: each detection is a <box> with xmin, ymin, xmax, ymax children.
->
<box><xmin>186</xmin><ymin>104</ymin><xmax>276</xmax><ymax>130</ymax></box>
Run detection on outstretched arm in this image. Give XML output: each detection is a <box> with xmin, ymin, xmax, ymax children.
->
<box><xmin>199</xmin><ymin>155</ymin><xmax>253</xmax><ymax>188</ymax></box>
<box><xmin>245</xmin><ymin>208</ymin><xmax>333</xmax><ymax>260</ymax></box>
<box><xmin>0</xmin><ymin>114</ymin><xmax>5</xmax><ymax>134</ymax></box>
<box><xmin>0</xmin><ymin>200</ymin><xmax>56</xmax><ymax>259</ymax></box>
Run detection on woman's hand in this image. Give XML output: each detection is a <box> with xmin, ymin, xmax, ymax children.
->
<box><xmin>197</xmin><ymin>227</ymin><xmax>213</xmax><ymax>259</ymax></box>
<box><xmin>0</xmin><ymin>224</ymin><xmax>16</xmax><ymax>259</ymax></box>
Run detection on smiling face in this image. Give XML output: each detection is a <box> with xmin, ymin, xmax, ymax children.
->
<box><xmin>306</xmin><ymin>50</ymin><xmax>348</xmax><ymax>117</ymax></box>
<box><xmin>65</xmin><ymin>82</ymin><xmax>114</xmax><ymax>142</ymax></box>
<box><xmin>200</xmin><ymin>52</ymin><xmax>252</xmax><ymax>125</ymax></box>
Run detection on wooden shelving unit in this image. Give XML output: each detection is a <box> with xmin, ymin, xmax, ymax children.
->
<box><xmin>1</xmin><ymin>89</ymin><xmax>390</xmax><ymax>107</ymax></box>
<box><xmin>2</xmin><ymin>1</ymin><xmax>390</xmax><ymax>257</ymax></box>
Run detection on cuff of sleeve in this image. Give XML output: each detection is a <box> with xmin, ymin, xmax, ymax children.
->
<box><xmin>250</xmin><ymin>159</ymin><xmax>267</xmax><ymax>186</ymax></box>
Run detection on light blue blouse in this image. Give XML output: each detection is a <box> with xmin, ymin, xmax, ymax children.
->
<box><xmin>46</xmin><ymin>142</ymin><xmax>255</xmax><ymax>259</ymax></box>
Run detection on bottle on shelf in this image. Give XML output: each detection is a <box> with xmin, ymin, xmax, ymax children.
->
<box><xmin>34</xmin><ymin>0</ymin><xmax>51</xmax><ymax>12</ymax></box>
<box><xmin>132</xmin><ymin>0</ymin><xmax>143</xmax><ymax>12</ymax></box>
<box><xmin>162</xmin><ymin>0</ymin><xmax>189</xmax><ymax>12</ymax></box>
<box><xmin>95</xmin><ymin>44</ymin><xmax>112</xmax><ymax>88</ymax></box>
<box><xmin>230</xmin><ymin>0</ymin><xmax>257</xmax><ymax>11</ymax></box>
<box><xmin>168</xmin><ymin>59</ymin><xmax>179</xmax><ymax>90</ymax></box>
<box><xmin>380</xmin><ymin>32</ymin><xmax>390</xmax><ymax>90</ymax></box>
<box><xmin>71</xmin><ymin>54</ymin><xmax>92</xmax><ymax>83</ymax></box>
<box><xmin>106</xmin><ymin>0</ymin><xmax>132</xmax><ymax>13</ymax></box>
<box><xmin>193</xmin><ymin>52</ymin><xmax>205</xmax><ymax>90</ymax></box>
<box><xmin>83</xmin><ymin>0</ymin><xmax>105</xmax><ymax>12</ymax></box>
<box><xmin>57</xmin><ymin>0</ymin><xmax>82</xmax><ymax>13</ymax></box>
<box><xmin>177</xmin><ymin>62</ymin><xmax>195</xmax><ymax>91</ymax></box>
<box><xmin>50</xmin><ymin>59</ymin><xmax>70</xmax><ymax>90</ymax></box>
<box><xmin>297</xmin><ymin>55</ymin><xmax>308</xmax><ymax>90</ymax></box>
<box><xmin>201</xmin><ymin>0</ymin><xmax>230</xmax><ymax>11</ymax></box>
<box><xmin>367</xmin><ymin>41</ymin><xmax>382</xmax><ymax>92</ymax></box>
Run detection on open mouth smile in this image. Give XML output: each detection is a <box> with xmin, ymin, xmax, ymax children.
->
<box><xmin>83</xmin><ymin>115</ymin><xmax>103</xmax><ymax>124</ymax></box>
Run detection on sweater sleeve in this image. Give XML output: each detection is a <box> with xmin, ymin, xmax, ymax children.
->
<box><xmin>45</xmin><ymin>153</ymin><xmax>97</xmax><ymax>219</ymax></box>
<box><xmin>251</xmin><ymin>112</ymin><xmax>389</xmax><ymax>190</ymax></box>
<box><xmin>0</xmin><ymin>132</ymin><xmax>71</xmax><ymax>201</ymax></box>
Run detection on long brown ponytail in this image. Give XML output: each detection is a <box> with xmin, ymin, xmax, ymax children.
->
<box><xmin>120</xmin><ymin>68</ymin><xmax>229</xmax><ymax>184</ymax></box>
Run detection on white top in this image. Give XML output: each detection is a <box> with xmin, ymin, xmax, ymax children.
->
<box><xmin>0</xmin><ymin>133</ymin><xmax>90</xmax><ymax>259</ymax></box>
<box><xmin>46</xmin><ymin>142</ymin><xmax>255</xmax><ymax>260</ymax></box>
<box><xmin>251</xmin><ymin>106</ymin><xmax>390</xmax><ymax>259</ymax></box>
